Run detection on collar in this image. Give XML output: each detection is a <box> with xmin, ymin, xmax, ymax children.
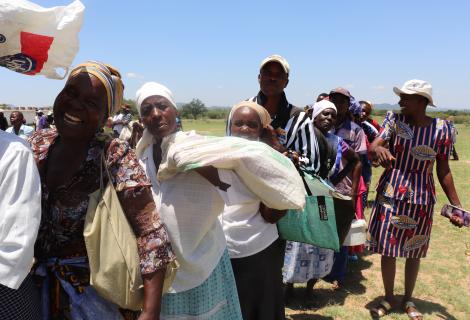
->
<box><xmin>255</xmin><ymin>91</ymin><xmax>293</xmax><ymax>129</ymax></box>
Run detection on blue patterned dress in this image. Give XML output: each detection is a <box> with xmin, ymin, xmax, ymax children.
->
<box><xmin>368</xmin><ymin>112</ymin><xmax>453</xmax><ymax>258</ymax></box>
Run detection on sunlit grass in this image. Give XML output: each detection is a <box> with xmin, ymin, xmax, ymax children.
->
<box><xmin>183</xmin><ymin>119</ymin><xmax>470</xmax><ymax>319</ymax></box>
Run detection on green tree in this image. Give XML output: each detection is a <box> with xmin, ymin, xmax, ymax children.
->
<box><xmin>180</xmin><ymin>98</ymin><xmax>207</xmax><ymax>119</ymax></box>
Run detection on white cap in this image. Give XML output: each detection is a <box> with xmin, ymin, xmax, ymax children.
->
<box><xmin>260</xmin><ymin>54</ymin><xmax>290</xmax><ymax>75</ymax></box>
<box><xmin>393</xmin><ymin>79</ymin><xmax>436</xmax><ymax>107</ymax></box>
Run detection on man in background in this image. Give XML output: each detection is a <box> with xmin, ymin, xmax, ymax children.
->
<box><xmin>5</xmin><ymin>111</ymin><xmax>34</xmax><ymax>139</ymax></box>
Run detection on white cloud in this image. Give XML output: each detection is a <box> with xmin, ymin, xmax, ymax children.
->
<box><xmin>126</xmin><ymin>72</ymin><xmax>144</xmax><ymax>79</ymax></box>
<box><xmin>372</xmin><ymin>85</ymin><xmax>385</xmax><ymax>90</ymax></box>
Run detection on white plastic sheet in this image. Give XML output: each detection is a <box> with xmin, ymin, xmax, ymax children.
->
<box><xmin>0</xmin><ymin>0</ymin><xmax>84</xmax><ymax>79</ymax></box>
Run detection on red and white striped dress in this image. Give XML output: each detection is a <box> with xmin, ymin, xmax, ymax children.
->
<box><xmin>367</xmin><ymin>112</ymin><xmax>453</xmax><ymax>258</ymax></box>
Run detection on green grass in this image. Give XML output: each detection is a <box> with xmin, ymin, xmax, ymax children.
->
<box><xmin>181</xmin><ymin>118</ymin><xmax>227</xmax><ymax>137</ymax></box>
<box><xmin>183</xmin><ymin>119</ymin><xmax>470</xmax><ymax>320</ymax></box>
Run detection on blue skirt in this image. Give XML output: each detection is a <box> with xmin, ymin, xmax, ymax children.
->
<box><xmin>161</xmin><ymin>250</ymin><xmax>242</xmax><ymax>319</ymax></box>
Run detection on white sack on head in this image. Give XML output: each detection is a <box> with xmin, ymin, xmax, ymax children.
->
<box><xmin>157</xmin><ymin>132</ymin><xmax>306</xmax><ymax>210</ymax></box>
<box><xmin>0</xmin><ymin>0</ymin><xmax>85</xmax><ymax>79</ymax></box>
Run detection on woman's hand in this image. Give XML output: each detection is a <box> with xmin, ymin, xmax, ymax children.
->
<box><xmin>449</xmin><ymin>214</ymin><xmax>464</xmax><ymax>228</ymax></box>
<box><xmin>138</xmin><ymin>310</ymin><xmax>159</xmax><ymax>320</ymax></box>
<box><xmin>283</xmin><ymin>150</ymin><xmax>301</xmax><ymax>167</ymax></box>
<box><xmin>261</xmin><ymin>125</ymin><xmax>286</xmax><ymax>152</ymax></box>
<box><xmin>374</xmin><ymin>146</ymin><xmax>396</xmax><ymax>169</ymax></box>
<box><xmin>259</xmin><ymin>203</ymin><xmax>287</xmax><ymax>224</ymax></box>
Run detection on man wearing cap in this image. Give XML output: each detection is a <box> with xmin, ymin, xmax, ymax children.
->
<box><xmin>249</xmin><ymin>54</ymin><xmax>301</xmax><ymax>145</ymax></box>
<box><xmin>249</xmin><ymin>55</ymin><xmax>333</xmax><ymax>176</ymax></box>
<box><xmin>368</xmin><ymin>80</ymin><xmax>462</xmax><ymax>319</ymax></box>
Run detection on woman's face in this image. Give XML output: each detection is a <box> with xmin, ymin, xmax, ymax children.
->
<box><xmin>314</xmin><ymin>108</ymin><xmax>337</xmax><ymax>133</ymax></box>
<box><xmin>230</xmin><ymin>107</ymin><xmax>262</xmax><ymax>141</ymax></box>
<box><xmin>399</xmin><ymin>94</ymin><xmax>427</xmax><ymax>117</ymax></box>
<box><xmin>360</xmin><ymin>103</ymin><xmax>372</xmax><ymax>122</ymax></box>
<box><xmin>53</xmin><ymin>73</ymin><xmax>107</xmax><ymax>140</ymax></box>
<box><xmin>140</xmin><ymin>95</ymin><xmax>177</xmax><ymax>138</ymax></box>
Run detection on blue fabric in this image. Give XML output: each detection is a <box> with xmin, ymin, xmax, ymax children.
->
<box><xmin>161</xmin><ymin>250</ymin><xmax>242</xmax><ymax>319</ymax></box>
<box><xmin>283</xmin><ymin>241</ymin><xmax>334</xmax><ymax>283</ymax></box>
<box><xmin>35</xmin><ymin>257</ymin><xmax>123</xmax><ymax>320</ymax></box>
<box><xmin>323</xmin><ymin>246</ymin><xmax>348</xmax><ymax>284</ymax></box>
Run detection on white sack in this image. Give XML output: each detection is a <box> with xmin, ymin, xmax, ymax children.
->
<box><xmin>0</xmin><ymin>0</ymin><xmax>84</xmax><ymax>79</ymax></box>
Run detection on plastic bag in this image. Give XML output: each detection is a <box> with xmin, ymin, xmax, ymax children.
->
<box><xmin>158</xmin><ymin>131</ymin><xmax>306</xmax><ymax>210</ymax></box>
<box><xmin>0</xmin><ymin>0</ymin><xmax>84</xmax><ymax>79</ymax></box>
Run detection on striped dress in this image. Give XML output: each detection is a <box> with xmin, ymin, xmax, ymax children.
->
<box><xmin>368</xmin><ymin>112</ymin><xmax>453</xmax><ymax>258</ymax></box>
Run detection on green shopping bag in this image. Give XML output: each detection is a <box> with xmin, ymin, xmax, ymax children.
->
<box><xmin>277</xmin><ymin>195</ymin><xmax>340</xmax><ymax>251</ymax></box>
<box><xmin>277</xmin><ymin>169</ymin><xmax>339</xmax><ymax>250</ymax></box>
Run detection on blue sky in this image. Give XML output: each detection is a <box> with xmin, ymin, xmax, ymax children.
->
<box><xmin>1</xmin><ymin>0</ymin><xmax>470</xmax><ymax>109</ymax></box>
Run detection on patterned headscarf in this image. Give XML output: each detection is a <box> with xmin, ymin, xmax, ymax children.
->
<box><xmin>68</xmin><ymin>61</ymin><xmax>124</xmax><ymax>117</ymax></box>
<box><xmin>349</xmin><ymin>95</ymin><xmax>362</xmax><ymax>116</ymax></box>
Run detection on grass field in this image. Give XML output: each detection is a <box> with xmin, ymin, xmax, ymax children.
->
<box><xmin>182</xmin><ymin>118</ymin><xmax>470</xmax><ymax>320</ymax></box>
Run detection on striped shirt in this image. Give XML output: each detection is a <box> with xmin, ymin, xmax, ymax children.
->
<box><xmin>249</xmin><ymin>92</ymin><xmax>333</xmax><ymax>177</ymax></box>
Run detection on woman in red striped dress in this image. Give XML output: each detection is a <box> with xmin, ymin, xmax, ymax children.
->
<box><xmin>368</xmin><ymin>80</ymin><xmax>462</xmax><ymax>319</ymax></box>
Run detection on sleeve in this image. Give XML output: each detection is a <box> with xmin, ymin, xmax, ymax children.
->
<box><xmin>437</xmin><ymin>120</ymin><xmax>453</xmax><ymax>161</ymax></box>
<box><xmin>285</xmin><ymin>112</ymin><xmax>321</xmax><ymax>173</ymax></box>
<box><xmin>105</xmin><ymin>139</ymin><xmax>176</xmax><ymax>275</ymax></box>
<box><xmin>354</xmin><ymin>127</ymin><xmax>368</xmax><ymax>154</ymax></box>
<box><xmin>378</xmin><ymin>111</ymin><xmax>396</xmax><ymax>142</ymax></box>
<box><xmin>0</xmin><ymin>146</ymin><xmax>41</xmax><ymax>289</ymax></box>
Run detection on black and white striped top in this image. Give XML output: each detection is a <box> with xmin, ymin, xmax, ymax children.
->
<box><xmin>249</xmin><ymin>92</ymin><xmax>333</xmax><ymax>178</ymax></box>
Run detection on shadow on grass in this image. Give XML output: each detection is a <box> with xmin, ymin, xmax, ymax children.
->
<box><xmin>286</xmin><ymin>255</ymin><xmax>371</xmax><ymax>312</ymax></box>
<box><xmin>365</xmin><ymin>296</ymin><xmax>458</xmax><ymax>320</ymax></box>
<box><xmin>287</xmin><ymin>314</ymin><xmax>334</xmax><ymax>320</ymax></box>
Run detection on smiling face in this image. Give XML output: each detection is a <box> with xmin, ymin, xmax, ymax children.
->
<box><xmin>360</xmin><ymin>102</ymin><xmax>372</xmax><ymax>122</ymax></box>
<box><xmin>230</xmin><ymin>106</ymin><xmax>263</xmax><ymax>140</ymax></box>
<box><xmin>258</xmin><ymin>62</ymin><xmax>288</xmax><ymax>97</ymax></box>
<box><xmin>140</xmin><ymin>95</ymin><xmax>177</xmax><ymax>139</ymax></box>
<box><xmin>398</xmin><ymin>94</ymin><xmax>428</xmax><ymax>117</ymax></box>
<box><xmin>53</xmin><ymin>73</ymin><xmax>107</xmax><ymax>141</ymax></box>
<box><xmin>314</xmin><ymin>108</ymin><xmax>337</xmax><ymax>134</ymax></box>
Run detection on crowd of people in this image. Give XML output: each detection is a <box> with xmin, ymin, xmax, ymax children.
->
<box><xmin>0</xmin><ymin>55</ymin><xmax>465</xmax><ymax>320</ymax></box>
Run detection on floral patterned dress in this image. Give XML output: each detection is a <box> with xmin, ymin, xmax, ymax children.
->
<box><xmin>29</xmin><ymin>129</ymin><xmax>175</xmax><ymax>318</ymax></box>
<box><xmin>367</xmin><ymin>112</ymin><xmax>453</xmax><ymax>258</ymax></box>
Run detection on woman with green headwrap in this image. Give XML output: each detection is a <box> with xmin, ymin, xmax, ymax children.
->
<box><xmin>29</xmin><ymin>61</ymin><xmax>175</xmax><ymax>320</ymax></box>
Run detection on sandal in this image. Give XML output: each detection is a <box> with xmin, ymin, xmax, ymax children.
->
<box><xmin>403</xmin><ymin>301</ymin><xmax>423</xmax><ymax>320</ymax></box>
<box><xmin>371</xmin><ymin>299</ymin><xmax>392</xmax><ymax>318</ymax></box>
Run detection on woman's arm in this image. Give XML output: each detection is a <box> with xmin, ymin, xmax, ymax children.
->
<box><xmin>436</xmin><ymin>158</ymin><xmax>461</xmax><ymax>207</ymax></box>
<box><xmin>107</xmin><ymin>140</ymin><xmax>175</xmax><ymax>319</ymax></box>
<box><xmin>370</xmin><ymin>136</ymin><xmax>396</xmax><ymax>169</ymax></box>
<box><xmin>436</xmin><ymin>158</ymin><xmax>464</xmax><ymax>227</ymax></box>
<box><xmin>139</xmin><ymin>270</ymin><xmax>166</xmax><ymax>320</ymax></box>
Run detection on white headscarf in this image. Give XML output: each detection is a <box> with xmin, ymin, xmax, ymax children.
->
<box><xmin>311</xmin><ymin>99</ymin><xmax>337</xmax><ymax>119</ymax></box>
<box><xmin>135</xmin><ymin>82</ymin><xmax>177</xmax><ymax>157</ymax></box>
<box><xmin>136</xmin><ymin>82</ymin><xmax>177</xmax><ymax>115</ymax></box>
